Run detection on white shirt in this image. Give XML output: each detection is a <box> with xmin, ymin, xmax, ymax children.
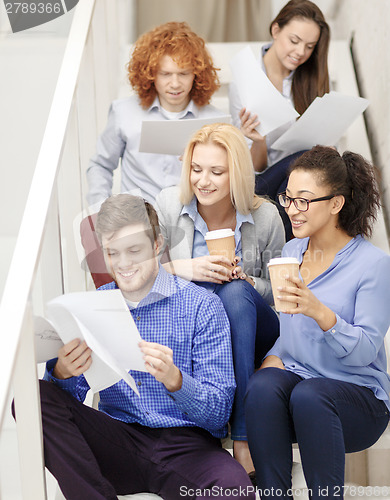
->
<box><xmin>229</xmin><ymin>43</ymin><xmax>295</xmax><ymax>168</ymax></box>
<box><xmin>86</xmin><ymin>95</ymin><xmax>225</xmax><ymax>206</ymax></box>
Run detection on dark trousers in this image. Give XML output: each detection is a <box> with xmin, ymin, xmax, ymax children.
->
<box><xmin>39</xmin><ymin>380</ymin><xmax>255</xmax><ymax>500</ymax></box>
<box><xmin>244</xmin><ymin>368</ymin><xmax>389</xmax><ymax>500</ymax></box>
<box><xmin>255</xmin><ymin>151</ymin><xmax>307</xmax><ymax>241</ymax></box>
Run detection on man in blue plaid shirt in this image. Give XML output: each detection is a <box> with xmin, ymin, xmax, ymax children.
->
<box><xmin>40</xmin><ymin>194</ymin><xmax>254</xmax><ymax>499</ymax></box>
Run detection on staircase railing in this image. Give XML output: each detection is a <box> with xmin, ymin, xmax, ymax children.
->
<box><xmin>0</xmin><ymin>0</ymin><xmax>119</xmax><ymax>497</ymax></box>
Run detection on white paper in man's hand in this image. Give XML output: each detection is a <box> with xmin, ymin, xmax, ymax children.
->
<box><xmin>139</xmin><ymin>115</ymin><xmax>231</xmax><ymax>155</ymax></box>
<box><xmin>45</xmin><ymin>289</ymin><xmax>147</xmax><ymax>394</ymax></box>
<box><xmin>229</xmin><ymin>46</ymin><xmax>299</xmax><ymax>136</ymax></box>
<box><xmin>272</xmin><ymin>91</ymin><xmax>369</xmax><ymax>151</ymax></box>
<box><xmin>34</xmin><ymin>316</ymin><xmax>64</xmax><ymax>363</ymax></box>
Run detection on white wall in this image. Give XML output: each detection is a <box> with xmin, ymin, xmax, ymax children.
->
<box><xmin>331</xmin><ymin>0</ymin><xmax>390</xmax><ymax>238</ymax></box>
<box><xmin>0</xmin><ymin>36</ymin><xmax>67</xmax><ymax>299</ymax></box>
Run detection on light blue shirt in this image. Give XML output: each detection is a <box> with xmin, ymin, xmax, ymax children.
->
<box><xmin>181</xmin><ymin>196</ymin><xmax>254</xmax><ymax>260</ymax></box>
<box><xmin>267</xmin><ymin>236</ymin><xmax>390</xmax><ymax>409</ymax></box>
<box><xmin>44</xmin><ymin>267</ymin><xmax>236</xmax><ymax>438</ymax></box>
<box><xmin>86</xmin><ymin>95</ymin><xmax>225</xmax><ymax>206</ymax></box>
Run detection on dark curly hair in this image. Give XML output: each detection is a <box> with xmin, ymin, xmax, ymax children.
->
<box><xmin>127</xmin><ymin>22</ymin><xmax>220</xmax><ymax>108</ymax></box>
<box><xmin>289</xmin><ymin>146</ymin><xmax>381</xmax><ymax>238</ymax></box>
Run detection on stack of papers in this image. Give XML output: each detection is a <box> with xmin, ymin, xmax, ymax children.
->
<box><xmin>230</xmin><ymin>46</ymin><xmax>299</xmax><ymax>136</ymax></box>
<box><xmin>272</xmin><ymin>91</ymin><xmax>369</xmax><ymax>151</ymax></box>
<box><xmin>230</xmin><ymin>46</ymin><xmax>369</xmax><ymax>151</ymax></box>
<box><xmin>35</xmin><ymin>289</ymin><xmax>146</xmax><ymax>395</ymax></box>
<box><xmin>139</xmin><ymin>115</ymin><xmax>231</xmax><ymax>155</ymax></box>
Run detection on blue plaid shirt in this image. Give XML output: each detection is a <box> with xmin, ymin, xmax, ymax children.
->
<box><xmin>45</xmin><ymin>267</ymin><xmax>235</xmax><ymax>438</ymax></box>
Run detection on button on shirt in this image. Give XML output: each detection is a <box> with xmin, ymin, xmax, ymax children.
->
<box><xmin>44</xmin><ymin>267</ymin><xmax>236</xmax><ymax>438</ymax></box>
<box><xmin>181</xmin><ymin>196</ymin><xmax>254</xmax><ymax>260</ymax></box>
<box><xmin>267</xmin><ymin>236</ymin><xmax>390</xmax><ymax>409</ymax></box>
<box><xmin>86</xmin><ymin>95</ymin><xmax>225</xmax><ymax>206</ymax></box>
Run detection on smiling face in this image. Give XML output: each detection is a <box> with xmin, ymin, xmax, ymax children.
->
<box><xmin>190</xmin><ymin>142</ymin><xmax>231</xmax><ymax>210</ymax></box>
<box><xmin>271</xmin><ymin>17</ymin><xmax>320</xmax><ymax>72</ymax></box>
<box><xmin>102</xmin><ymin>224</ymin><xmax>161</xmax><ymax>302</ymax></box>
<box><xmin>154</xmin><ymin>54</ymin><xmax>195</xmax><ymax>112</ymax></box>
<box><xmin>285</xmin><ymin>169</ymin><xmax>343</xmax><ymax>239</ymax></box>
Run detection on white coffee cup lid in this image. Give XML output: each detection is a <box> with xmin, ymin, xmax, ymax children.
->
<box><xmin>267</xmin><ymin>257</ymin><xmax>299</xmax><ymax>266</ymax></box>
<box><xmin>205</xmin><ymin>229</ymin><xmax>235</xmax><ymax>240</ymax></box>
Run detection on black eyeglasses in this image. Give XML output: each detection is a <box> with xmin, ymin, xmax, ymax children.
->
<box><xmin>278</xmin><ymin>192</ymin><xmax>335</xmax><ymax>212</ymax></box>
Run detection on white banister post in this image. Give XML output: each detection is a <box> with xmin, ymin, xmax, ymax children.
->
<box><xmin>13</xmin><ymin>303</ymin><xmax>47</xmax><ymax>500</ymax></box>
<box><xmin>90</xmin><ymin>0</ymin><xmax>112</xmax><ymax>132</ymax></box>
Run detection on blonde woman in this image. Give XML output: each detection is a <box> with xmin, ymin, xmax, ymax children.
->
<box><xmin>155</xmin><ymin>123</ymin><xmax>284</xmax><ymax>476</ymax></box>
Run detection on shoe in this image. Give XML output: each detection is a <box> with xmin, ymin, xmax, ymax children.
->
<box><xmin>248</xmin><ymin>471</ymin><xmax>257</xmax><ymax>488</ymax></box>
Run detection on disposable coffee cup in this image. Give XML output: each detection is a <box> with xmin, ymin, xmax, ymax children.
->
<box><xmin>267</xmin><ymin>257</ymin><xmax>300</xmax><ymax>312</ymax></box>
<box><xmin>205</xmin><ymin>229</ymin><xmax>236</xmax><ymax>269</ymax></box>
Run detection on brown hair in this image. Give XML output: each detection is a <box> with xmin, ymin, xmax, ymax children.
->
<box><xmin>96</xmin><ymin>194</ymin><xmax>161</xmax><ymax>245</ymax></box>
<box><xmin>289</xmin><ymin>146</ymin><xmax>381</xmax><ymax>238</ymax></box>
<box><xmin>271</xmin><ymin>0</ymin><xmax>330</xmax><ymax>114</ymax></box>
<box><xmin>127</xmin><ymin>21</ymin><xmax>220</xmax><ymax>108</ymax></box>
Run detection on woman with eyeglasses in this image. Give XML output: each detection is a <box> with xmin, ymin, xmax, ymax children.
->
<box><xmin>245</xmin><ymin>145</ymin><xmax>390</xmax><ymax>498</ymax></box>
<box><xmin>155</xmin><ymin>123</ymin><xmax>284</xmax><ymax>477</ymax></box>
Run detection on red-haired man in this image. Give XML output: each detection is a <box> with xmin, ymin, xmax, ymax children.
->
<box><xmin>86</xmin><ymin>21</ymin><xmax>223</xmax><ymax>207</ymax></box>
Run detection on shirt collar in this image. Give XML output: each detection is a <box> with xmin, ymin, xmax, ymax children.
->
<box><xmin>138</xmin><ymin>264</ymin><xmax>177</xmax><ymax>307</ymax></box>
<box><xmin>261</xmin><ymin>42</ymin><xmax>295</xmax><ymax>83</ymax></box>
<box><xmin>236</xmin><ymin>210</ymin><xmax>254</xmax><ymax>229</ymax></box>
<box><xmin>181</xmin><ymin>195</ymin><xmax>198</xmax><ymax>220</ymax></box>
<box><xmin>147</xmin><ymin>97</ymin><xmax>198</xmax><ymax>119</ymax></box>
<box><xmin>181</xmin><ymin>196</ymin><xmax>254</xmax><ymax>228</ymax></box>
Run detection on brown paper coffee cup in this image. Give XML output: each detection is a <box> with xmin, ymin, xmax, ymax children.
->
<box><xmin>205</xmin><ymin>229</ymin><xmax>235</xmax><ymax>269</ymax></box>
<box><xmin>268</xmin><ymin>257</ymin><xmax>300</xmax><ymax>312</ymax></box>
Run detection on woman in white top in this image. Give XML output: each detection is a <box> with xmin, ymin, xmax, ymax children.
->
<box><xmin>230</xmin><ymin>0</ymin><xmax>330</xmax><ymax>237</ymax></box>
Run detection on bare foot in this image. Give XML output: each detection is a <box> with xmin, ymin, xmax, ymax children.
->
<box><xmin>233</xmin><ymin>440</ymin><xmax>254</xmax><ymax>473</ymax></box>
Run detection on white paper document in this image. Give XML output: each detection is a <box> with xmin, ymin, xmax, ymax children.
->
<box><xmin>272</xmin><ymin>91</ymin><xmax>369</xmax><ymax>151</ymax></box>
<box><xmin>229</xmin><ymin>46</ymin><xmax>299</xmax><ymax>136</ymax></box>
<box><xmin>139</xmin><ymin>115</ymin><xmax>231</xmax><ymax>155</ymax></box>
<box><xmin>34</xmin><ymin>316</ymin><xmax>64</xmax><ymax>363</ymax></box>
<box><xmin>35</xmin><ymin>289</ymin><xmax>147</xmax><ymax>395</ymax></box>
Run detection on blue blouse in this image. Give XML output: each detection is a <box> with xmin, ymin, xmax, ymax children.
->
<box><xmin>268</xmin><ymin>235</ymin><xmax>390</xmax><ymax>409</ymax></box>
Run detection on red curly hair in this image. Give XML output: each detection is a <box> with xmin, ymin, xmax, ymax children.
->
<box><xmin>127</xmin><ymin>22</ymin><xmax>220</xmax><ymax>109</ymax></box>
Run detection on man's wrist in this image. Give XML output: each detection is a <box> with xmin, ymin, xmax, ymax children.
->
<box><xmin>165</xmin><ymin>368</ymin><xmax>183</xmax><ymax>393</ymax></box>
<box><xmin>53</xmin><ymin>362</ymin><xmax>67</xmax><ymax>380</ymax></box>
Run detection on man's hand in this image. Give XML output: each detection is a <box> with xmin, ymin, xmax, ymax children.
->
<box><xmin>53</xmin><ymin>339</ymin><xmax>92</xmax><ymax>380</ymax></box>
<box><xmin>139</xmin><ymin>341</ymin><xmax>182</xmax><ymax>392</ymax></box>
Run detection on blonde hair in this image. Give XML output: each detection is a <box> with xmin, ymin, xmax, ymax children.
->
<box><xmin>180</xmin><ymin>123</ymin><xmax>259</xmax><ymax>215</ymax></box>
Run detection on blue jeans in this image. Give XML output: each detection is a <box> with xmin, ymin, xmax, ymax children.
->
<box><xmin>255</xmin><ymin>151</ymin><xmax>307</xmax><ymax>241</ymax></box>
<box><xmin>245</xmin><ymin>368</ymin><xmax>390</xmax><ymax>499</ymax></box>
<box><xmin>196</xmin><ymin>280</ymin><xmax>280</xmax><ymax>441</ymax></box>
